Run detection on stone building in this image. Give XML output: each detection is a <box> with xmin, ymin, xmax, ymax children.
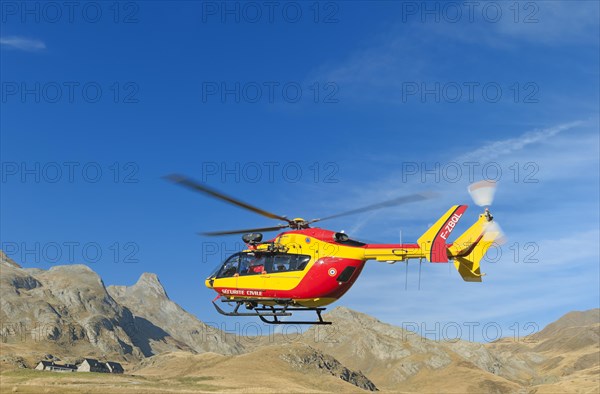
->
<box><xmin>77</xmin><ymin>358</ymin><xmax>108</xmax><ymax>373</ymax></box>
<box><xmin>105</xmin><ymin>361</ymin><xmax>124</xmax><ymax>374</ymax></box>
<box><xmin>35</xmin><ymin>361</ymin><xmax>76</xmax><ymax>372</ymax></box>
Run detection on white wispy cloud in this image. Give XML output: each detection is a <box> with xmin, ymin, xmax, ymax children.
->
<box><xmin>491</xmin><ymin>1</ymin><xmax>600</xmax><ymax>46</ymax></box>
<box><xmin>313</xmin><ymin>120</ymin><xmax>592</xmax><ymax>240</ymax></box>
<box><xmin>457</xmin><ymin>121</ymin><xmax>584</xmax><ymax>162</ymax></box>
<box><xmin>0</xmin><ymin>36</ymin><xmax>46</xmax><ymax>52</ymax></box>
<box><xmin>310</xmin><ymin>2</ymin><xmax>599</xmax><ymax>105</ymax></box>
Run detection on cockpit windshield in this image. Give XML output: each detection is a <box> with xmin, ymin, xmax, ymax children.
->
<box><xmin>208</xmin><ymin>252</ymin><xmax>311</xmax><ymax>279</ymax></box>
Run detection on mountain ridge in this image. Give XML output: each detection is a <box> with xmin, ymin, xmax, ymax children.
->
<box><xmin>1</xmin><ymin>253</ymin><xmax>598</xmax><ymax>393</ymax></box>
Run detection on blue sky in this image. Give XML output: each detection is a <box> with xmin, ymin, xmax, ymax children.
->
<box><xmin>1</xmin><ymin>1</ymin><xmax>599</xmax><ymax>341</ymax></box>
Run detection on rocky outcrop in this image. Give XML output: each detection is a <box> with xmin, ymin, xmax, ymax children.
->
<box><xmin>1</xmin><ymin>250</ymin><xmax>21</xmax><ymax>268</ymax></box>
<box><xmin>107</xmin><ymin>273</ymin><xmax>243</xmax><ymax>356</ymax></box>
<box><xmin>0</xmin><ymin>254</ymin><xmax>242</xmax><ymax>362</ymax></box>
<box><xmin>302</xmin><ymin>307</ymin><xmax>481</xmax><ymax>383</ymax></box>
<box><xmin>1</xmin><ymin>261</ymin><xmax>143</xmax><ymax>359</ymax></box>
<box><xmin>280</xmin><ymin>344</ymin><xmax>378</xmax><ymax>391</ymax></box>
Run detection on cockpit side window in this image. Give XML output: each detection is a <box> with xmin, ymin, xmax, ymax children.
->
<box><xmin>216</xmin><ymin>253</ymin><xmax>241</xmax><ymax>278</ymax></box>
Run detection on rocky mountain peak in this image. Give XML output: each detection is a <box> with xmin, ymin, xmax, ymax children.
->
<box><xmin>133</xmin><ymin>272</ymin><xmax>168</xmax><ymax>298</ymax></box>
<box><xmin>324</xmin><ymin>306</ymin><xmax>392</xmax><ymax>331</ymax></box>
<box><xmin>531</xmin><ymin>308</ymin><xmax>600</xmax><ymax>341</ymax></box>
<box><xmin>547</xmin><ymin>309</ymin><xmax>599</xmax><ymax>330</ymax></box>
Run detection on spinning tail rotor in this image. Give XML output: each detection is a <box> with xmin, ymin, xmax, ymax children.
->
<box><xmin>444</xmin><ymin>180</ymin><xmax>507</xmax><ymax>282</ymax></box>
<box><xmin>468</xmin><ymin>180</ymin><xmax>506</xmax><ymax>244</ymax></box>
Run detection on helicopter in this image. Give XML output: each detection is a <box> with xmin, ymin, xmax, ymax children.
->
<box><xmin>166</xmin><ymin>175</ymin><xmax>504</xmax><ymax>325</ymax></box>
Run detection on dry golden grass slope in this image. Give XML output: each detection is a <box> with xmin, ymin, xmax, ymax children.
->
<box><xmin>244</xmin><ymin>307</ymin><xmax>599</xmax><ymax>393</ymax></box>
<box><xmin>491</xmin><ymin>309</ymin><xmax>600</xmax><ymax>394</ymax></box>
<box><xmin>1</xmin><ymin>343</ymin><xmax>376</xmax><ymax>393</ymax></box>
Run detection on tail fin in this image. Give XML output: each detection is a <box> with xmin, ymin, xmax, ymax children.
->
<box><xmin>417</xmin><ymin>205</ymin><xmax>468</xmax><ymax>263</ymax></box>
<box><xmin>449</xmin><ymin>214</ymin><xmax>502</xmax><ymax>282</ymax></box>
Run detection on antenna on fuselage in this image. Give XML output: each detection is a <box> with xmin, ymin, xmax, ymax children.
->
<box><xmin>404</xmin><ymin>263</ymin><xmax>409</xmax><ymax>290</ymax></box>
<box><xmin>418</xmin><ymin>258</ymin><xmax>422</xmax><ymax>290</ymax></box>
<box><xmin>401</xmin><ymin>229</ymin><xmax>409</xmax><ymax>291</ymax></box>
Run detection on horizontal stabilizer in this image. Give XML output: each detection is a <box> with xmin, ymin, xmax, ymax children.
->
<box><xmin>452</xmin><ymin>216</ymin><xmax>503</xmax><ymax>282</ymax></box>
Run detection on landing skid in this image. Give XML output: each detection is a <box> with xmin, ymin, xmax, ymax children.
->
<box><xmin>212</xmin><ymin>298</ymin><xmax>331</xmax><ymax>325</ymax></box>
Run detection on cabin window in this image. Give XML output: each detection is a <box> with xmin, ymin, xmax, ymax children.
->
<box><xmin>214</xmin><ymin>252</ymin><xmax>311</xmax><ymax>278</ymax></box>
<box><xmin>273</xmin><ymin>254</ymin><xmax>311</xmax><ymax>272</ymax></box>
<box><xmin>238</xmin><ymin>253</ymin><xmax>269</xmax><ymax>276</ymax></box>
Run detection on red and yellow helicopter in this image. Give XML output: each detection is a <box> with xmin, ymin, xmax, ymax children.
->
<box><xmin>167</xmin><ymin>175</ymin><xmax>504</xmax><ymax>325</ymax></box>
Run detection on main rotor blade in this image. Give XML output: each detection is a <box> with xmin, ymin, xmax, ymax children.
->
<box><xmin>311</xmin><ymin>192</ymin><xmax>437</xmax><ymax>223</ymax></box>
<box><xmin>201</xmin><ymin>224</ymin><xmax>290</xmax><ymax>236</ymax></box>
<box><xmin>165</xmin><ymin>174</ymin><xmax>291</xmax><ymax>223</ymax></box>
